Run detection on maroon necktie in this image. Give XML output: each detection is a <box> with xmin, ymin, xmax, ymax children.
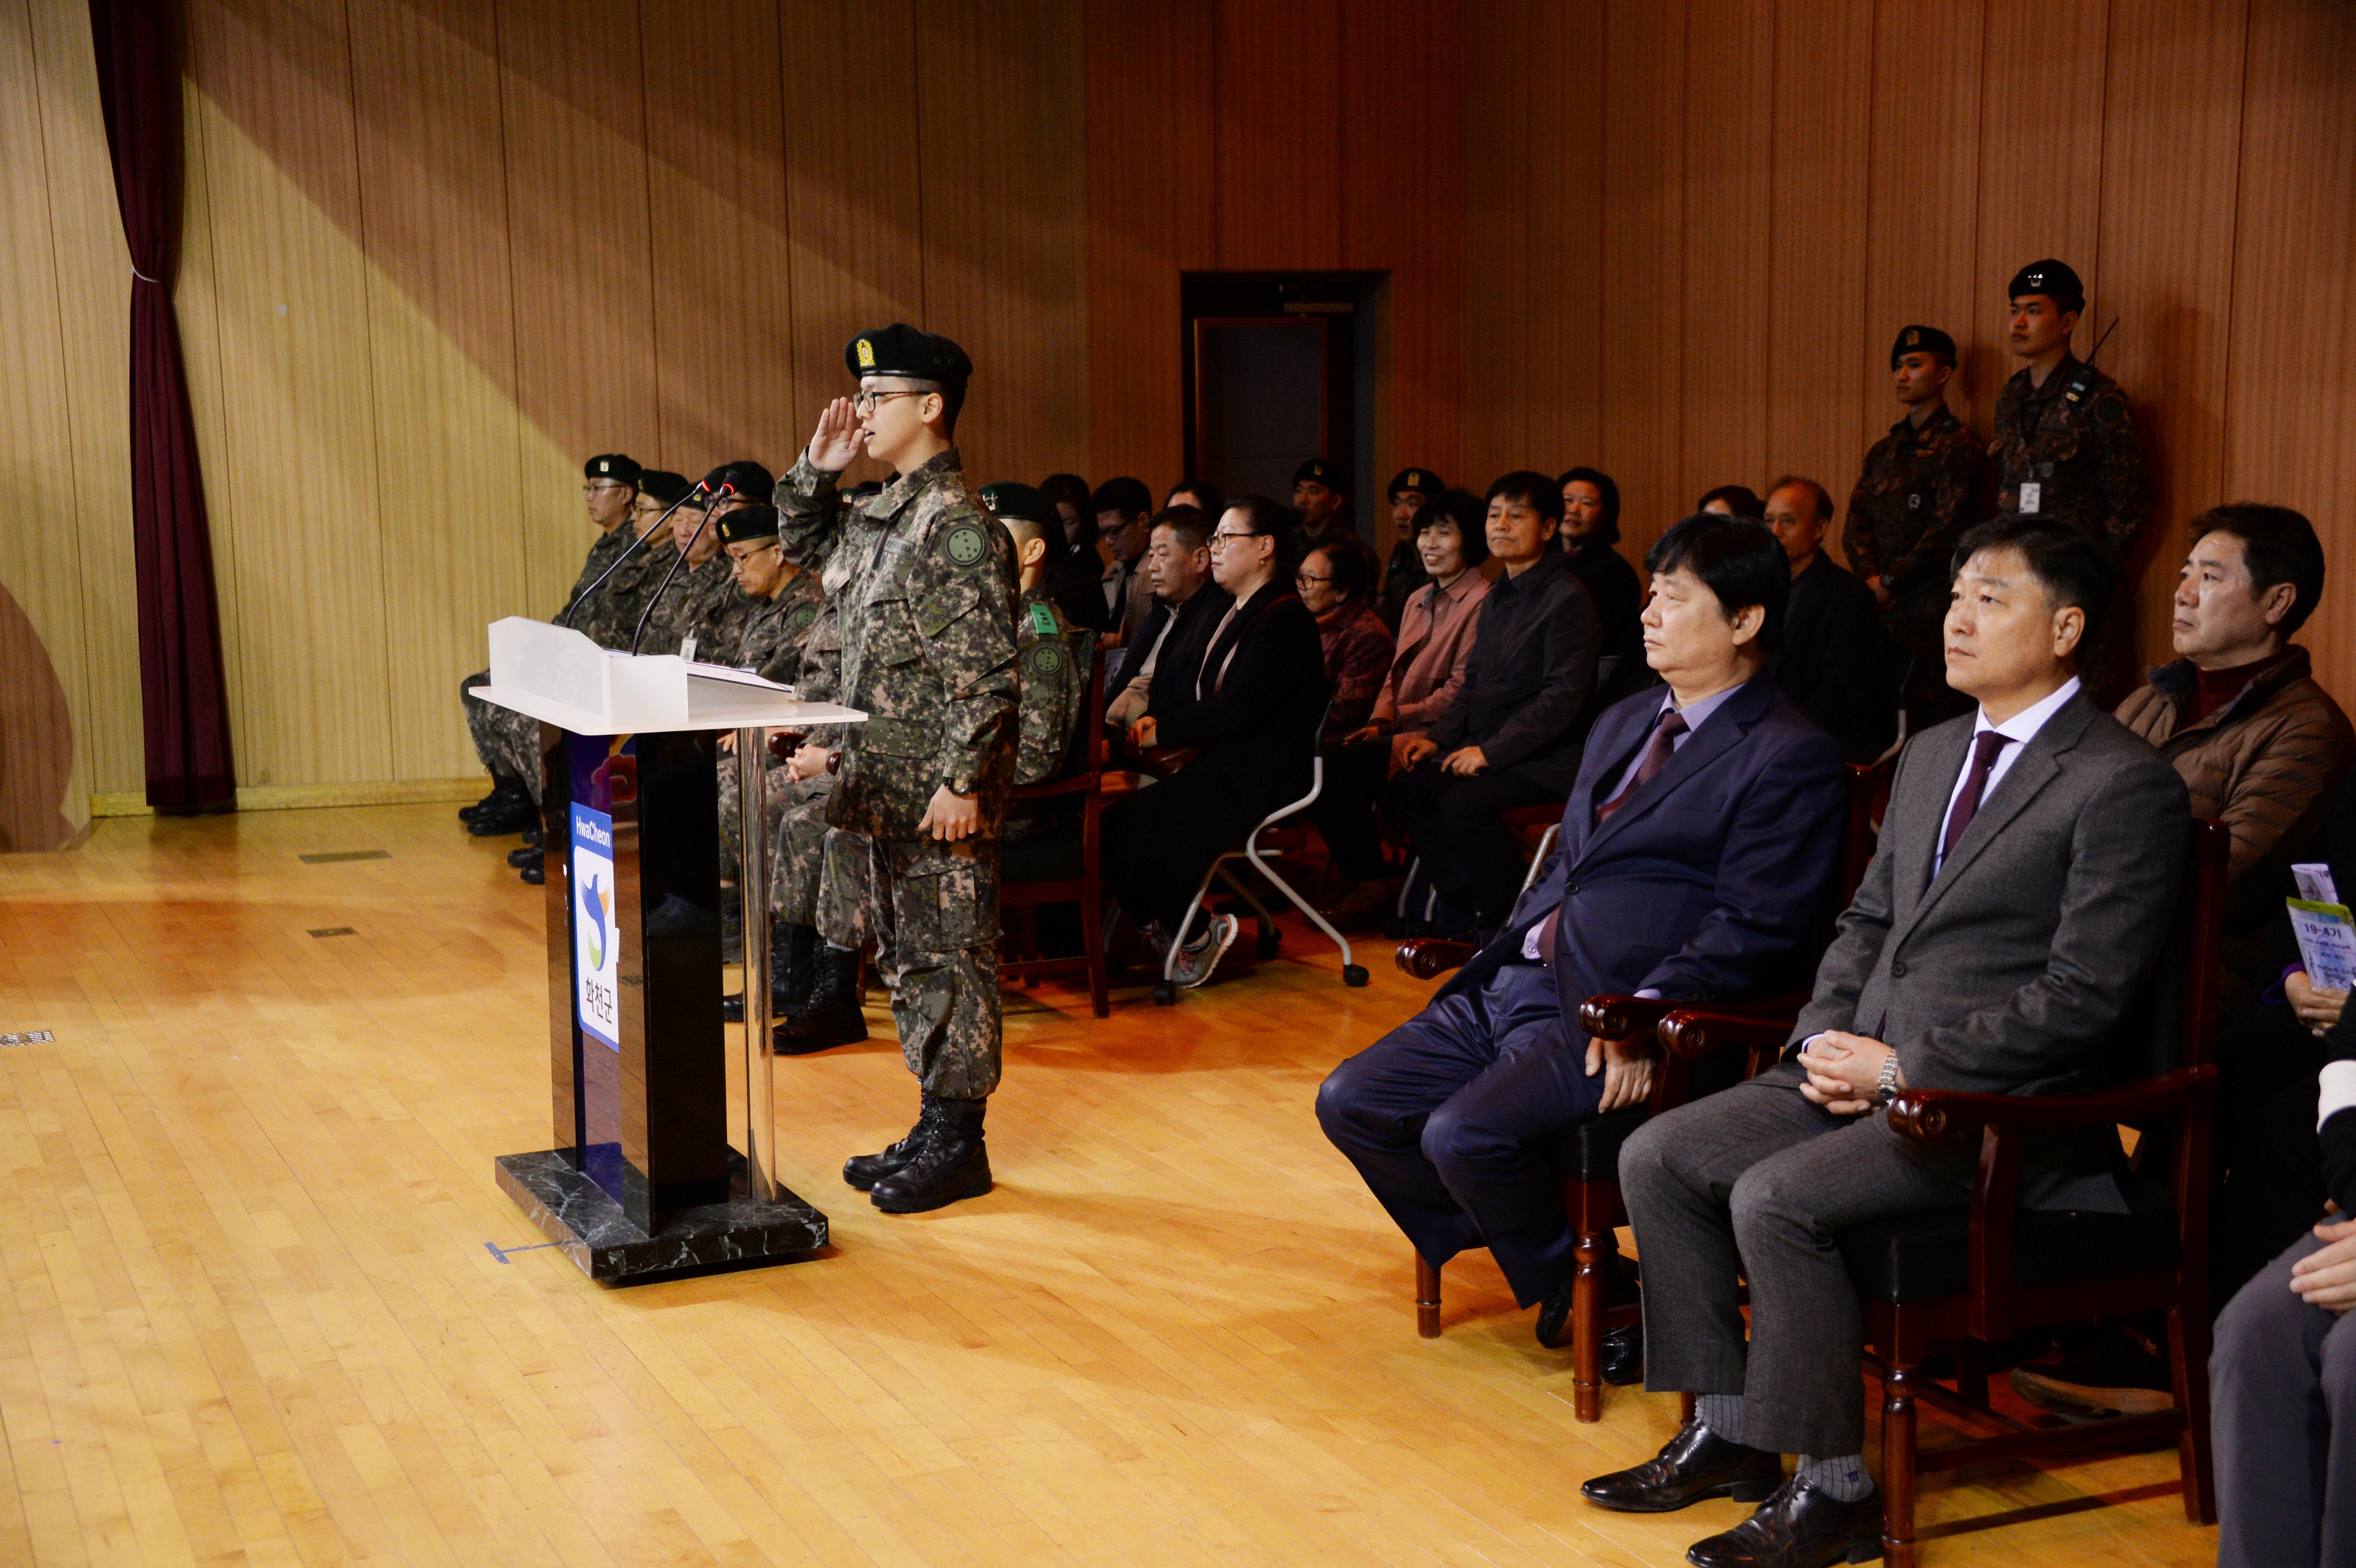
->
<box><xmin>1531</xmin><ymin>708</ymin><xmax>1688</xmax><ymax>965</ymax></box>
<box><xmin>1941</xmin><ymin>730</ymin><xmax>2015</xmax><ymax>863</ymax></box>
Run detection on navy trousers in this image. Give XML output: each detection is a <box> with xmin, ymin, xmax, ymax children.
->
<box><xmin>1316</xmin><ymin>959</ymin><xmax>1605</xmax><ymax>1307</ymax></box>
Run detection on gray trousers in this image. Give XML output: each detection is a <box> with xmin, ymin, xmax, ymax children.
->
<box><xmin>2213</xmin><ymin>1229</ymin><xmax>2356</xmax><ymax>1568</ymax></box>
<box><xmin>1619</xmin><ymin>1062</ymin><xmax>1971</xmax><ymax>1455</ymax></box>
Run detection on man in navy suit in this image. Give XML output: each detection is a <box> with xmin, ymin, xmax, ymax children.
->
<box><xmin>1317</xmin><ymin>513</ymin><xmax>1850</xmax><ymax>1339</ymax></box>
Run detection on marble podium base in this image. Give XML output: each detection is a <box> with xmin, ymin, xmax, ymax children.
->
<box><xmin>494</xmin><ymin>1148</ymin><xmax>828</xmax><ymax>1283</ymax></box>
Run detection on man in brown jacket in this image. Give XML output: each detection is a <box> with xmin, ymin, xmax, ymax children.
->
<box><xmin>2016</xmin><ymin>501</ymin><xmax>2353</xmax><ymax>1421</ymax></box>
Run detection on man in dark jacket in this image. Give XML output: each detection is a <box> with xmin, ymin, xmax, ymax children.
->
<box><xmin>1321</xmin><ymin>513</ymin><xmax>1847</xmax><ymax>1342</ymax></box>
<box><xmin>1389</xmin><ymin>471</ymin><xmax>1602</xmax><ymax>930</ymax></box>
<box><xmin>1560</xmin><ymin>466</ymin><xmax>1644</xmax><ymax>665</ymax></box>
<box><xmin>1104</xmin><ymin>495</ymin><xmax>1328</xmax><ymax>987</ymax></box>
<box><xmin>1767</xmin><ymin>476</ymin><xmax>1896</xmax><ymax>762</ymax></box>
<box><xmin>1103</xmin><ymin>506</ymin><xmax>1229</xmax><ymax>730</ymax></box>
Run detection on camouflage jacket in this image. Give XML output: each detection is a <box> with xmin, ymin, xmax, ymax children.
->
<box><xmin>1989</xmin><ymin>354</ymin><xmax>2153</xmax><ymax>552</ymax></box>
<box><xmin>559</xmin><ymin>526</ymin><xmax>642</xmax><ymax>649</ymax></box>
<box><xmin>633</xmin><ymin>550</ymin><xmax>739</xmax><ymax>658</ymax></box>
<box><xmin>776</xmin><ymin>448</ymin><xmax>1019</xmax><ymax>838</ymax></box>
<box><xmin>717</xmin><ymin>566</ymin><xmax>829</xmax><ymax>678</ymax></box>
<box><xmin>1843</xmin><ymin>405</ymin><xmax>1987</xmax><ymax>599</ymax></box>
<box><xmin>1014</xmin><ymin>583</ymin><xmax>1091</xmax><ymax>787</ymax></box>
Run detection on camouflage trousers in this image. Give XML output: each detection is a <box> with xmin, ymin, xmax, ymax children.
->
<box><xmin>818</xmin><ymin>828</ymin><xmax>1002</xmax><ymax>1100</ymax></box>
<box><xmin>461</xmin><ymin>669</ymin><xmax>546</xmax><ymax>803</ymax></box>
<box><xmin>767</xmin><ymin>775</ymin><xmax>837</xmax><ymax>926</ymax></box>
<box><xmin>715</xmin><ymin>752</ymin><xmax>794</xmax><ymax>886</ymax></box>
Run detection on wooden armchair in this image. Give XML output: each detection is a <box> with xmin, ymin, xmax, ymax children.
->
<box><xmin>1389</xmin><ymin>759</ymin><xmax>1891</xmax><ymax>1423</ymax></box>
<box><xmin>1653</xmin><ymin>816</ymin><xmax>2229</xmax><ymax>1566</ymax></box>
<box><xmin>1001</xmin><ymin>644</ymin><xmax>1111</xmax><ymax>1017</ymax></box>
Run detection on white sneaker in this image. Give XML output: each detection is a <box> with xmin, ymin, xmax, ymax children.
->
<box><xmin>1173</xmin><ymin>914</ymin><xmax>1240</xmax><ymax>989</ymax></box>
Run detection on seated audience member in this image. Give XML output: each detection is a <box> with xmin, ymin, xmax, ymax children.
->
<box><xmin>1312</xmin><ymin>492</ymin><xmax>1493</xmax><ymax>924</ymax></box>
<box><xmin>1587</xmin><ymin>518</ymin><xmax>2189</xmax><ymax>1568</ymax></box>
<box><xmin>2011</xmin><ymin>503</ymin><xmax>2353</xmax><ymax>1420</ymax></box>
<box><xmin>1560</xmin><ymin>467</ymin><xmax>1644</xmax><ymax>663</ymax></box>
<box><xmin>1389</xmin><ymin>473</ymin><xmax>1601</xmax><ymax>933</ymax></box>
<box><xmin>1699</xmin><ymin>484</ymin><xmax>1766</xmax><ymax>518</ymax></box>
<box><xmin>1102</xmin><ymin>496</ymin><xmax>1329</xmax><ymax>986</ymax></box>
<box><xmin>1379</xmin><ymin>468</ymin><xmax>1447</xmax><ymax>626</ymax></box>
<box><xmin>1319</xmin><ymin>513</ymin><xmax>1847</xmax><ymax>1346</ymax></box>
<box><xmin>1765</xmin><ymin>475</ymin><xmax>1895</xmax><ymax>762</ymax></box>
<box><xmin>1091</xmin><ymin>476</ymin><xmax>1156</xmax><ymax>644</ymax></box>
<box><xmin>1105</xmin><ymin>507</ymin><xmax>1227</xmax><ymax>729</ymax></box>
<box><xmin>1166</xmin><ymin>477</ymin><xmax>1225</xmax><ymax>521</ymax></box>
<box><xmin>1040</xmin><ymin>471</ymin><xmax>1112</xmax><ymax>633</ymax></box>
<box><xmin>2209</xmin><ymin>1020</ymin><xmax>2356</xmax><ymax>1568</ymax></box>
<box><xmin>1298</xmin><ymin>542</ymin><xmax>1394</xmax><ymax>744</ymax></box>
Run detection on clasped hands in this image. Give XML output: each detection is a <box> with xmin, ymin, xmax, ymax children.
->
<box><xmin>1396</xmin><ymin>736</ymin><xmax>1489</xmax><ymax>775</ymax></box>
<box><xmin>1798</xmin><ymin>1029</ymin><xmax>1900</xmax><ymax>1116</ymax></box>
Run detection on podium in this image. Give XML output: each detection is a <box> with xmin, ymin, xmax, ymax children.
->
<box><xmin>472</xmin><ymin>617</ymin><xmax>865</xmax><ymax>1282</ymax></box>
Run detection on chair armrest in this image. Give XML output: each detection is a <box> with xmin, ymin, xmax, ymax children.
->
<box><xmin>1577</xmin><ymin>994</ymin><xmax>1673</xmax><ymax>1043</ymax></box>
<box><xmin>1008</xmin><ymin>771</ymin><xmax>1103</xmax><ymax>802</ymax></box>
<box><xmin>1395</xmin><ymin>939</ymin><xmax>1477</xmax><ymax>979</ymax></box>
<box><xmin>1884</xmin><ymin>1065</ymin><xmax>2218</xmax><ymax>1146</ymax></box>
<box><xmin>1653</xmin><ymin>991</ymin><xmax>1812</xmax><ymax>1061</ymax></box>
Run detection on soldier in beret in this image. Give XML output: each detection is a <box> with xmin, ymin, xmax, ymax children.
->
<box><xmin>1845</xmin><ymin>326</ymin><xmax>1986</xmax><ymax>726</ymax></box>
<box><xmin>774</xmin><ymin>323</ymin><xmax>1020</xmax><ymax>1213</ymax></box>
<box><xmin>635</xmin><ymin>461</ymin><xmax>775</xmax><ymax>663</ymax></box>
<box><xmin>1990</xmin><ymin>260</ymin><xmax>2152</xmax><ymax>554</ymax></box>
<box><xmin>1380</xmin><ymin>467</ymin><xmax>1445</xmax><ymax>628</ymax></box>
<box><xmin>460</xmin><ymin>452</ymin><xmax>643</xmax><ymax>881</ymax></box>
<box><xmin>978</xmin><ymin>482</ymin><xmax>1091</xmax><ymax>792</ymax></box>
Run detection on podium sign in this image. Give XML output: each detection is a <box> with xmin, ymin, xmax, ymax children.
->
<box><xmin>474</xmin><ymin>619</ymin><xmax>865</xmax><ymax>1283</ymax></box>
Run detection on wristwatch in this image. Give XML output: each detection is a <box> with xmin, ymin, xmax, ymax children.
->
<box><xmin>1875</xmin><ymin>1053</ymin><xmax>1903</xmax><ymax>1106</ymax></box>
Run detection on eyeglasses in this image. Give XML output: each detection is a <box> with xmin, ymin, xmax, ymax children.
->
<box><xmin>1294</xmin><ymin>572</ymin><xmax>1333</xmax><ymax>586</ymax></box>
<box><xmin>581</xmin><ymin>481</ymin><xmax>629</xmax><ymax>495</ymax></box>
<box><xmin>852</xmin><ymin>389</ymin><xmax>926</xmax><ymax>415</ymax></box>
<box><xmin>1209</xmin><ymin>529</ymin><xmax>1263</xmax><ymax>550</ymax></box>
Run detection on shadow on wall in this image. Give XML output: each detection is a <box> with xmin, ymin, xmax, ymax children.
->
<box><xmin>0</xmin><ymin>580</ymin><xmax>76</xmax><ymax>851</ymax></box>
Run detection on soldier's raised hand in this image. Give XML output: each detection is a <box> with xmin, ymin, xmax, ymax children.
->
<box><xmin>807</xmin><ymin>397</ymin><xmax>865</xmax><ymax>474</ymax></box>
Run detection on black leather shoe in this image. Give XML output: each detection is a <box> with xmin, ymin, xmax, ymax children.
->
<box><xmin>870</xmin><ymin>1099</ymin><xmax>991</xmax><ymax>1213</ymax></box>
<box><xmin>458</xmin><ymin>780</ymin><xmax>524</xmax><ymax>823</ymax></box>
<box><xmin>1536</xmin><ymin>1284</ymin><xmax>1572</xmax><ymax>1349</ymax></box>
<box><xmin>844</xmin><ymin>1100</ymin><xmax>941</xmax><ymax>1191</ymax></box>
<box><xmin>466</xmin><ymin>792</ymin><xmax>539</xmax><ymax>836</ymax></box>
<box><xmin>1580</xmin><ymin>1420</ymin><xmax>1784</xmax><ymax>1514</ymax></box>
<box><xmin>1683</xmin><ymin>1474</ymin><xmax>1882</xmax><ymax>1567</ymax></box>
<box><xmin>507</xmin><ymin>842</ymin><xmax>539</xmax><ymax>868</ymax></box>
<box><xmin>517</xmin><ymin>852</ymin><xmax>545</xmax><ymax>885</ymax></box>
<box><xmin>1601</xmin><ymin>1323</ymin><xmax>1644</xmax><ymax>1385</ymax></box>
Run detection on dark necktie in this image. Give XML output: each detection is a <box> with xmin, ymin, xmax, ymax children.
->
<box><xmin>1941</xmin><ymin>729</ymin><xmax>2015</xmax><ymax>864</ymax></box>
<box><xmin>1530</xmin><ymin>708</ymin><xmax>1688</xmax><ymax>965</ymax></box>
<box><xmin>1595</xmin><ymin>708</ymin><xmax>1690</xmax><ymax>826</ymax></box>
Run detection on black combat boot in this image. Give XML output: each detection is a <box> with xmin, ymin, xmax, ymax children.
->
<box><xmin>771</xmin><ymin>943</ymin><xmax>866</xmax><ymax>1055</ymax></box>
<box><xmin>723</xmin><ymin>925</ymin><xmax>807</xmax><ymax>1024</ymax></box>
<box><xmin>870</xmin><ymin>1096</ymin><xmax>991</xmax><ymax>1213</ymax></box>
<box><xmin>459</xmin><ymin>776</ymin><xmax>526</xmax><ymax>823</ymax></box>
<box><xmin>466</xmin><ymin>786</ymin><xmax>539</xmax><ymax>837</ymax></box>
<box><xmin>517</xmin><ymin>850</ymin><xmax>545</xmax><ymax>885</ymax></box>
<box><xmin>842</xmin><ymin>1096</ymin><xmax>944</xmax><ymax>1191</ymax></box>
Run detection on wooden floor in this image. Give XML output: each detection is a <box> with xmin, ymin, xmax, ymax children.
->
<box><xmin>0</xmin><ymin>805</ymin><xmax>2216</xmax><ymax>1568</ymax></box>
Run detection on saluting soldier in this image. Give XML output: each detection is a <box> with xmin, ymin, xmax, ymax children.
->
<box><xmin>774</xmin><ymin>324</ymin><xmax>1020</xmax><ymax>1214</ymax></box>
<box><xmin>1844</xmin><ymin>326</ymin><xmax>1986</xmax><ymax>726</ymax></box>
<box><xmin>1989</xmin><ymin>259</ymin><xmax>2152</xmax><ymax>553</ymax></box>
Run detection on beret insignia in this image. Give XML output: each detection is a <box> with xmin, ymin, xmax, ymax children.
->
<box><xmin>944</xmin><ymin>523</ymin><xmax>987</xmax><ymax>566</ymax></box>
<box><xmin>855</xmin><ymin>337</ymin><xmax>876</xmax><ymax>369</ymax></box>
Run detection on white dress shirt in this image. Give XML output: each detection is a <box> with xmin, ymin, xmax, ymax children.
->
<box><xmin>1933</xmin><ymin>676</ymin><xmax>2081</xmax><ymax>878</ymax></box>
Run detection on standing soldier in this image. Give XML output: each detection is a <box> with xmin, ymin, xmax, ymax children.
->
<box><xmin>1378</xmin><ymin>468</ymin><xmax>1445</xmax><ymax>629</ymax></box>
<box><xmin>1989</xmin><ymin>259</ymin><xmax>2152</xmax><ymax>553</ymax></box>
<box><xmin>775</xmin><ymin>324</ymin><xmax>1020</xmax><ymax>1214</ymax></box>
<box><xmin>1844</xmin><ymin>326</ymin><xmax>1986</xmax><ymax>726</ymax></box>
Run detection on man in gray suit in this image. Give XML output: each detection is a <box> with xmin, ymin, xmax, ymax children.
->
<box><xmin>1581</xmin><ymin>517</ymin><xmax>2191</xmax><ymax>1568</ymax></box>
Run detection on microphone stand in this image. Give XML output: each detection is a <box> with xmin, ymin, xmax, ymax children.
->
<box><xmin>560</xmin><ymin>484</ymin><xmax>705</xmax><ymax>629</ymax></box>
<box><xmin>631</xmin><ymin>485</ymin><xmax>729</xmax><ymax>654</ymax></box>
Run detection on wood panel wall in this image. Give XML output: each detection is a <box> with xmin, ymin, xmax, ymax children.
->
<box><xmin>1462</xmin><ymin>0</ymin><xmax>2356</xmax><ymax>697</ymax></box>
<box><xmin>0</xmin><ymin>0</ymin><xmax>1084</xmax><ymax>845</ymax></box>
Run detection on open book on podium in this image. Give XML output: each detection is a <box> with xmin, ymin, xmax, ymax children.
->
<box><xmin>472</xmin><ymin>617</ymin><xmax>864</xmax><ymax>1283</ymax></box>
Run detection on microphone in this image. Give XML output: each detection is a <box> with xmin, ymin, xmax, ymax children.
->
<box><xmin>560</xmin><ymin>479</ymin><xmax>708</xmax><ymax>629</ymax></box>
<box><xmin>631</xmin><ymin>482</ymin><xmax>731</xmax><ymax>655</ymax></box>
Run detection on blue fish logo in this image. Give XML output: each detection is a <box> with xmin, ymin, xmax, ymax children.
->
<box><xmin>580</xmin><ymin>871</ymin><xmax>610</xmax><ymax>971</ymax></box>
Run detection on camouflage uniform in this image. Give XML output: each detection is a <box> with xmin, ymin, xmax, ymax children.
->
<box><xmin>1844</xmin><ymin>405</ymin><xmax>1987</xmax><ymax>724</ymax></box>
<box><xmin>1013</xmin><ymin>585</ymin><xmax>1090</xmax><ymax>788</ymax></box>
<box><xmin>634</xmin><ymin>550</ymin><xmax>746</xmax><ymax>660</ymax></box>
<box><xmin>768</xmin><ymin>589</ymin><xmax>847</xmax><ymax>927</ymax></box>
<box><xmin>1989</xmin><ymin>354</ymin><xmax>2153</xmax><ymax>553</ymax></box>
<box><xmin>776</xmin><ymin>448</ymin><xmax>1019</xmax><ymax>1101</ymax></box>
<box><xmin>715</xmin><ymin>569</ymin><xmax>831</xmax><ymax>882</ymax></box>
<box><xmin>466</xmin><ymin>523</ymin><xmax>643</xmax><ymax>804</ymax></box>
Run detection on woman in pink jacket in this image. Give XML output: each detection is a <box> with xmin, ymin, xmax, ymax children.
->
<box><xmin>1312</xmin><ymin>491</ymin><xmax>1493</xmax><ymax>924</ymax></box>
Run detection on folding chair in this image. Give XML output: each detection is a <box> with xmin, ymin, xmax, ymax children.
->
<box><xmin>1154</xmin><ymin>702</ymin><xmax>1371</xmax><ymax>1004</ymax></box>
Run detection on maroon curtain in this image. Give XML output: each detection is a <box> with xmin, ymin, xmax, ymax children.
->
<box><xmin>88</xmin><ymin>0</ymin><xmax>235</xmax><ymax>809</ymax></box>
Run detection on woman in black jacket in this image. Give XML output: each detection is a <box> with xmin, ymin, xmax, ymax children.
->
<box><xmin>1104</xmin><ymin>494</ymin><xmax>1329</xmax><ymax>987</ymax></box>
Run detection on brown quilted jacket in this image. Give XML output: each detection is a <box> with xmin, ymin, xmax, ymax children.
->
<box><xmin>2116</xmin><ymin>647</ymin><xmax>2355</xmax><ymax>990</ymax></box>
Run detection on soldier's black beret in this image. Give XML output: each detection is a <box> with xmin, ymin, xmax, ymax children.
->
<box><xmin>979</xmin><ymin>481</ymin><xmax>1057</xmax><ymax>527</ymax></box>
<box><xmin>1294</xmin><ymin>457</ymin><xmax>1341</xmax><ymax>488</ymax></box>
<box><xmin>1387</xmin><ymin>467</ymin><xmax>1445</xmax><ymax>500</ymax></box>
<box><xmin>637</xmin><ymin>469</ymin><xmax>689</xmax><ymax>507</ymax></box>
<box><xmin>715</xmin><ymin>503</ymin><xmax>780</xmax><ymax>545</ymax></box>
<box><xmin>585</xmin><ymin>453</ymin><xmax>641</xmax><ymax>485</ymax></box>
<box><xmin>2007</xmin><ymin>259</ymin><xmax>2084</xmax><ymax>311</ymax></box>
<box><xmin>1890</xmin><ymin>326</ymin><xmax>1958</xmax><ymax>368</ymax></box>
<box><xmin>845</xmin><ymin>323</ymin><xmax>971</xmax><ymax>387</ymax></box>
<box><xmin>699</xmin><ymin>460</ymin><xmax>775</xmax><ymax>500</ymax></box>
